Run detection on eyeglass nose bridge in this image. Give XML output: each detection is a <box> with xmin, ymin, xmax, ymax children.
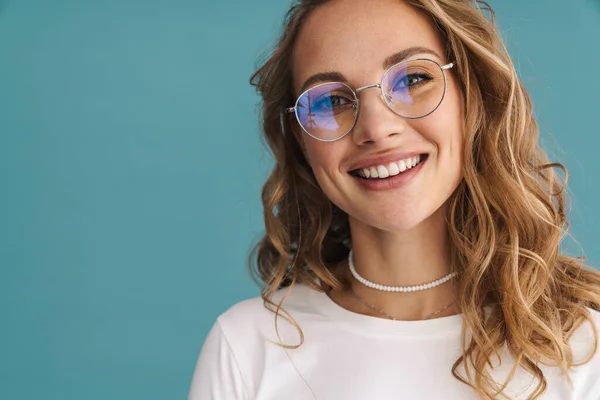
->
<box><xmin>353</xmin><ymin>83</ymin><xmax>393</xmax><ymax>110</ymax></box>
<box><xmin>355</xmin><ymin>83</ymin><xmax>381</xmax><ymax>94</ymax></box>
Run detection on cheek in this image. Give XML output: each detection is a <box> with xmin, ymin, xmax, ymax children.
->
<box><xmin>420</xmin><ymin>91</ymin><xmax>465</xmax><ymax>189</ymax></box>
<box><xmin>301</xmin><ymin>139</ymin><xmax>350</xmax><ymax>198</ymax></box>
<box><xmin>430</xmin><ymin>88</ymin><xmax>465</xmax><ymax>155</ymax></box>
<box><xmin>303</xmin><ymin>139</ymin><xmax>341</xmax><ymax>172</ymax></box>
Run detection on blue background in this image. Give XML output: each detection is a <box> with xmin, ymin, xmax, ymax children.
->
<box><xmin>1</xmin><ymin>0</ymin><xmax>598</xmax><ymax>398</ymax></box>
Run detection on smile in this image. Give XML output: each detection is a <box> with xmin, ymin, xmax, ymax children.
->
<box><xmin>350</xmin><ymin>154</ymin><xmax>427</xmax><ymax>180</ymax></box>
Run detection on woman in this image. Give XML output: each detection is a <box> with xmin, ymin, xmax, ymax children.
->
<box><xmin>189</xmin><ymin>0</ymin><xmax>600</xmax><ymax>398</ymax></box>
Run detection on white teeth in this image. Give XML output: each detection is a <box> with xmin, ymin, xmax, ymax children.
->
<box><xmin>355</xmin><ymin>155</ymin><xmax>424</xmax><ymax>180</ymax></box>
<box><xmin>398</xmin><ymin>160</ymin><xmax>407</xmax><ymax>172</ymax></box>
<box><xmin>377</xmin><ymin>165</ymin><xmax>389</xmax><ymax>178</ymax></box>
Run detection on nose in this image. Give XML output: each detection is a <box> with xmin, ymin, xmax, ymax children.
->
<box><xmin>351</xmin><ymin>85</ymin><xmax>409</xmax><ymax>146</ymax></box>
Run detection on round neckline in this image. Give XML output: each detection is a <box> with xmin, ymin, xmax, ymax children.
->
<box><xmin>303</xmin><ymin>282</ymin><xmax>467</xmax><ymax>337</ymax></box>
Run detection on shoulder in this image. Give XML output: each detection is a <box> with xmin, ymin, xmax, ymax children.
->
<box><xmin>217</xmin><ymin>282</ymin><xmax>317</xmax><ymax>346</ymax></box>
<box><xmin>188</xmin><ymin>283</ymin><xmax>317</xmax><ymax>399</ymax></box>
<box><xmin>572</xmin><ymin>305</ymin><xmax>600</xmax><ymax>341</ymax></box>
<box><xmin>569</xmin><ymin>307</ymin><xmax>600</xmax><ymax>348</ymax></box>
<box><xmin>218</xmin><ymin>282</ymin><xmax>315</xmax><ymax>323</ymax></box>
<box><xmin>567</xmin><ymin>307</ymin><xmax>600</xmax><ymax>395</ymax></box>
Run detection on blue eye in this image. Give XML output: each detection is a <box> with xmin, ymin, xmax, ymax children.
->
<box><xmin>392</xmin><ymin>73</ymin><xmax>431</xmax><ymax>91</ymax></box>
<box><xmin>312</xmin><ymin>95</ymin><xmax>353</xmax><ymax>114</ymax></box>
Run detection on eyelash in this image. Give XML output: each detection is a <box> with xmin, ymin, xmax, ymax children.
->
<box><xmin>391</xmin><ymin>73</ymin><xmax>432</xmax><ymax>90</ymax></box>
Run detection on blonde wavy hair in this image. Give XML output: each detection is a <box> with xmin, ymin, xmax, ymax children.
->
<box><xmin>247</xmin><ymin>0</ymin><xmax>600</xmax><ymax>398</ymax></box>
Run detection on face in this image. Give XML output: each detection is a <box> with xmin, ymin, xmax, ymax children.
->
<box><xmin>291</xmin><ymin>0</ymin><xmax>465</xmax><ymax>234</ymax></box>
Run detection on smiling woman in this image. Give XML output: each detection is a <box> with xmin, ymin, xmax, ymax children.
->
<box><xmin>188</xmin><ymin>0</ymin><xmax>600</xmax><ymax>399</ymax></box>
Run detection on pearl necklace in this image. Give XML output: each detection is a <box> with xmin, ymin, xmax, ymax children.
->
<box><xmin>348</xmin><ymin>248</ymin><xmax>458</xmax><ymax>292</ymax></box>
<box><xmin>283</xmin><ymin>251</ymin><xmax>458</xmax><ymax>400</ymax></box>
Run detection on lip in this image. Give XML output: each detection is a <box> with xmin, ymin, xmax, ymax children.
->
<box><xmin>347</xmin><ymin>151</ymin><xmax>427</xmax><ymax>172</ymax></box>
<box><xmin>350</xmin><ymin>154</ymin><xmax>427</xmax><ymax>191</ymax></box>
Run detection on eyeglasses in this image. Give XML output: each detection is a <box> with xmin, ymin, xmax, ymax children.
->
<box><xmin>286</xmin><ymin>58</ymin><xmax>455</xmax><ymax>142</ymax></box>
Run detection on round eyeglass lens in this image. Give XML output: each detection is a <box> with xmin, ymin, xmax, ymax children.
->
<box><xmin>295</xmin><ymin>82</ymin><xmax>358</xmax><ymax>141</ymax></box>
<box><xmin>381</xmin><ymin>59</ymin><xmax>447</xmax><ymax>118</ymax></box>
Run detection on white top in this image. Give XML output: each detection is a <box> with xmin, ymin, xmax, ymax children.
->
<box><xmin>188</xmin><ymin>282</ymin><xmax>600</xmax><ymax>399</ymax></box>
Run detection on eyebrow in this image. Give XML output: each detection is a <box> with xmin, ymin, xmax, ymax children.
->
<box><xmin>298</xmin><ymin>46</ymin><xmax>443</xmax><ymax>93</ymax></box>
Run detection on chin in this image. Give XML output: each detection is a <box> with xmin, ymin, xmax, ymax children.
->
<box><xmin>351</xmin><ymin>205</ymin><xmax>444</xmax><ymax>234</ymax></box>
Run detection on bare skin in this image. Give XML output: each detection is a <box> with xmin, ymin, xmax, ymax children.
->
<box><xmin>327</xmin><ymin>256</ymin><xmax>460</xmax><ymax>321</ymax></box>
<box><xmin>291</xmin><ymin>0</ymin><xmax>466</xmax><ymax>321</ymax></box>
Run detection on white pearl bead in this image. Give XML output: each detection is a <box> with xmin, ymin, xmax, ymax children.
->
<box><xmin>347</xmin><ymin>248</ymin><xmax>457</xmax><ymax>293</ymax></box>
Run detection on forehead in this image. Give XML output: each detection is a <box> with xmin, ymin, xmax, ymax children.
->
<box><xmin>292</xmin><ymin>0</ymin><xmax>446</xmax><ymax>93</ymax></box>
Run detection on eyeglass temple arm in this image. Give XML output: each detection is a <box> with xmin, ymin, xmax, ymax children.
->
<box><xmin>441</xmin><ymin>62</ymin><xmax>454</xmax><ymax>70</ymax></box>
<box><xmin>285</xmin><ymin>107</ymin><xmax>295</xmax><ymax>114</ymax></box>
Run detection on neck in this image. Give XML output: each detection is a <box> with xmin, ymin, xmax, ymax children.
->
<box><xmin>333</xmin><ymin>208</ymin><xmax>459</xmax><ymax>321</ymax></box>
